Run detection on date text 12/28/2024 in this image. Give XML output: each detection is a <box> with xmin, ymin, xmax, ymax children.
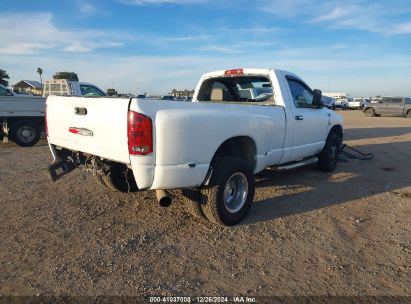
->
<box><xmin>149</xmin><ymin>296</ymin><xmax>257</xmax><ymax>303</ymax></box>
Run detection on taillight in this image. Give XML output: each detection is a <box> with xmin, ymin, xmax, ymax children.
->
<box><xmin>128</xmin><ymin>111</ymin><xmax>153</xmax><ymax>155</ymax></box>
<box><xmin>45</xmin><ymin>104</ymin><xmax>48</xmax><ymax>136</ymax></box>
<box><xmin>224</xmin><ymin>69</ymin><xmax>244</xmax><ymax>75</ymax></box>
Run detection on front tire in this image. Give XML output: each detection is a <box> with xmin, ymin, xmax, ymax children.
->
<box><xmin>200</xmin><ymin>157</ymin><xmax>255</xmax><ymax>226</ymax></box>
<box><xmin>407</xmin><ymin>110</ymin><xmax>411</xmax><ymax>118</ymax></box>
<box><xmin>365</xmin><ymin>108</ymin><xmax>375</xmax><ymax>117</ymax></box>
<box><xmin>10</xmin><ymin>120</ymin><xmax>40</xmax><ymax>147</ymax></box>
<box><xmin>318</xmin><ymin>132</ymin><xmax>342</xmax><ymax>172</ymax></box>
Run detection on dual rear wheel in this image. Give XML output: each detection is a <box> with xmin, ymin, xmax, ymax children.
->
<box><xmin>182</xmin><ymin>157</ymin><xmax>255</xmax><ymax>226</ymax></box>
<box><xmin>183</xmin><ymin>131</ymin><xmax>343</xmax><ymax>226</ymax></box>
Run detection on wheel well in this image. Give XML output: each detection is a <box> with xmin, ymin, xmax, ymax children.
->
<box><xmin>330</xmin><ymin>125</ymin><xmax>343</xmax><ymax>138</ymax></box>
<box><xmin>8</xmin><ymin>117</ymin><xmax>44</xmax><ymax>132</ymax></box>
<box><xmin>212</xmin><ymin>136</ymin><xmax>257</xmax><ymax>170</ymax></box>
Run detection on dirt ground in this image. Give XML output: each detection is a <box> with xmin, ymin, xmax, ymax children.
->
<box><xmin>0</xmin><ymin>110</ymin><xmax>410</xmax><ymax>301</ymax></box>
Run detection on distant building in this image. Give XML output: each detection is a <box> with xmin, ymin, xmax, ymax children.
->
<box><xmin>171</xmin><ymin>89</ymin><xmax>195</xmax><ymax>99</ymax></box>
<box><xmin>13</xmin><ymin>80</ymin><xmax>43</xmax><ymax>96</ymax></box>
<box><xmin>323</xmin><ymin>92</ymin><xmax>349</xmax><ymax>99</ymax></box>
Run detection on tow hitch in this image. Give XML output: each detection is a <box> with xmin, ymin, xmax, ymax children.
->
<box><xmin>48</xmin><ymin>158</ymin><xmax>77</xmax><ymax>181</ymax></box>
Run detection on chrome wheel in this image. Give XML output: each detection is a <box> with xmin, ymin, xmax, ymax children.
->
<box><xmin>223</xmin><ymin>172</ymin><xmax>248</xmax><ymax>213</ymax></box>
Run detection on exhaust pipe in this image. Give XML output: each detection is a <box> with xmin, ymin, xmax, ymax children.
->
<box><xmin>156</xmin><ymin>190</ymin><xmax>172</xmax><ymax>207</ymax></box>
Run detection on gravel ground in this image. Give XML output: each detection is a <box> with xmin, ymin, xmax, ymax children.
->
<box><xmin>0</xmin><ymin>111</ymin><xmax>410</xmax><ymax>301</ymax></box>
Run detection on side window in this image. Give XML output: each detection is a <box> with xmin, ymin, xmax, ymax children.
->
<box><xmin>80</xmin><ymin>85</ymin><xmax>105</xmax><ymax>97</ymax></box>
<box><xmin>405</xmin><ymin>98</ymin><xmax>411</xmax><ymax>105</ymax></box>
<box><xmin>286</xmin><ymin>78</ymin><xmax>314</xmax><ymax>108</ymax></box>
<box><xmin>391</xmin><ymin>98</ymin><xmax>402</xmax><ymax>103</ymax></box>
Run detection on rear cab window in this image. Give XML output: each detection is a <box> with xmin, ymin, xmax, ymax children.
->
<box><xmin>80</xmin><ymin>85</ymin><xmax>106</xmax><ymax>97</ymax></box>
<box><xmin>197</xmin><ymin>74</ymin><xmax>275</xmax><ymax>106</ymax></box>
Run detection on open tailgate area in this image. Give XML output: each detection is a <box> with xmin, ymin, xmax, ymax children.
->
<box><xmin>46</xmin><ymin>96</ymin><xmax>131</xmax><ymax>164</ymax></box>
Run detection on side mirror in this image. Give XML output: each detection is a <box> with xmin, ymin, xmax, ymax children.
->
<box><xmin>312</xmin><ymin>89</ymin><xmax>322</xmax><ymax>108</ymax></box>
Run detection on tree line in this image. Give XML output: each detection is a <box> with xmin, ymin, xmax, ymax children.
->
<box><xmin>0</xmin><ymin>68</ymin><xmax>80</xmax><ymax>87</ymax></box>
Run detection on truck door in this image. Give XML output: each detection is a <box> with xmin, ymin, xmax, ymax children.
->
<box><xmin>384</xmin><ymin>98</ymin><xmax>404</xmax><ymax>116</ymax></box>
<box><xmin>374</xmin><ymin>98</ymin><xmax>390</xmax><ymax>115</ymax></box>
<box><xmin>285</xmin><ymin>77</ymin><xmax>329</xmax><ymax>160</ymax></box>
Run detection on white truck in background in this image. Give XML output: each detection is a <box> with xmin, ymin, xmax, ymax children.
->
<box><xmin>0</xmin><ymin>80</ymin><xmax>106</xmax><ymax>146</ymax></box>
<box><xmin>46</xmin><ymin>68</ymin><xmax>344</xmax><ymax>226</ymax></box>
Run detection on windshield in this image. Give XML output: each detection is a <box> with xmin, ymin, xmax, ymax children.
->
<box><xmin>197</xmin><ymin>75</ymin><xmax>275</xmax><ymax>105</ymax></box>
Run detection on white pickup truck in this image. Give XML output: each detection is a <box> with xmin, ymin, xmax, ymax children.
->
<box><xmin>46</xmin><ymin>68</ymin><xmax>343</xmax><ymax>226</ymax></box>
<box><xmin>0</xmin><ymin>81</ymin><xmax>106</xmax><ymax>146</ymax></box>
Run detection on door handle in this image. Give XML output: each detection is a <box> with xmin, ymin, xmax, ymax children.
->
<box><xmin>295</xmin><ymin>115</ymin><xmax>304</xmax><ymax>121</ymax></box>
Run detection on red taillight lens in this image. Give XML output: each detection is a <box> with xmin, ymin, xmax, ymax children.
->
<box><xmin>224</xmin><ymin>69</ymin><xmax>244</xmax><ymax>75</ymax></box>
<box><xmin>128</xmin><ymin>111</ymin><xmax>153</xmax><ymax>155</ymax></box>
<box><xmin>45</xmin><ymin>104</ymin><xmax>48</xmax><ymax>136</ymax></box>
<box><xmin>69</xmin><ymin>127</ymin><xmax>79</xmax><ymax>134</ymax></box>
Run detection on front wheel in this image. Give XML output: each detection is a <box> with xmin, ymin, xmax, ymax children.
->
<box><xmin>200</xmin><ymin>157</ymin><xmax>255</xmax><ymax>226</ymax></box>
<box><xmin>407</xmin><ymin>110</ymin><xmax>411</xmax><ymax>118</ymax></box>
<box><xmin>318</xmin><ymin>132</ymin><xmax>342</xmax><ymax>172</ymax></box>
<box><xmin>10</xmin><ymin>120</ymin><xmax>40</xmax><ymax>147</ymax></box>
<box><xmin>365</xmin><ymin>108</ymin><xmax>375</xmax><ymax>117</ymax></box>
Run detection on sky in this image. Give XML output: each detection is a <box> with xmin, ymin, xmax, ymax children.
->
<box><xmin>1</xmin><ymin>0</ymin><xmax>411</xmax><ymax>96</ymax></box>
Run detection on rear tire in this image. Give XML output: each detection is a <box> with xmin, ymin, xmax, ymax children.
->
<box><xmin>365</xmin><ymin>108</ymin><xmax>375</xmax><ymax>117</ymax></box>
<box><xmin>180</xmin><ymin>188</ymin><xmax>206</xmax><ymax>219</ymax></box>
<box><xmin>318</xmin><ymin>132</ymin><xmax>342</xmax><ymax>172</ymax></box>
<box><xmin>94</xmin><ymin>174</ymin><xmax>111</xmax><ymax>190</ymax></box>
<box><xmin>10</xmin><ymin>120</ymin><xmax>40</xmax><ymax>147</ymax></box>
<box><xmin>100</xmin><ymin>163</ymin><xmax>138</xmax><ymax>193</ymax></box>
<box><xmin>200</xmin><ymin>157</ymin><xmax>255</xmax><ymax>226</ymax></box>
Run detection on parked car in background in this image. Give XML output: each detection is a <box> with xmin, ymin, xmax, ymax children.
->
<box><xmin>363</xmin><ymin>97</ymin><xmax>411</xmax><ymax>117</ymax></box>
<box><xmin>334</xmin><ymin>97</ymin><xmax>351</xmax><ymax>109</ymax></box>
<box><xmin>1</xmin><ymin>84</ymin><xmax>46</xmax><ymax>146</ymax></box>
<box><xmin>349</xmin><ymin>97</ymin><xmax>369</xmax><ymax>109</ymax></box>
<box><xmin>161</xmin><ymin>95</ymin><xmax>175</xmax><ymax>101</ymax></box>
<box><xmin>1</xmin><ymin>80</ymin><xmax>106</xmax><ymax>147</ymax></box>
<box><xmin>43</xmin><ymin>79</ymin><xmax>106</xmax><ymax>97</ymax></box>
<box><xmin>321</xmin><ymin>95</ymin><xmax>336</xmax><ymax>110</ymax></box>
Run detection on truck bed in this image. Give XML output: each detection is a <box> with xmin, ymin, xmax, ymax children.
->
<box><xmin>0</xmin><ymin>96</ymin><xmax>46</xmax><ymax>117</ymax></box>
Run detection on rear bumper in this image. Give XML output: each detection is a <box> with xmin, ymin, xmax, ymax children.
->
<box><xmin>144</xmin><ymin>163</ymin><xmax>209</xmax><ymax>190</ymax></box>
<box><xmin>47</xmin><ymin>141</ymin><xmax>211</xmax><ymax>190</ymax></box>
<box><xmin>47</xmin><ymin>143</ymin><xmax>77</xmax><ymax>181</ymax></box>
